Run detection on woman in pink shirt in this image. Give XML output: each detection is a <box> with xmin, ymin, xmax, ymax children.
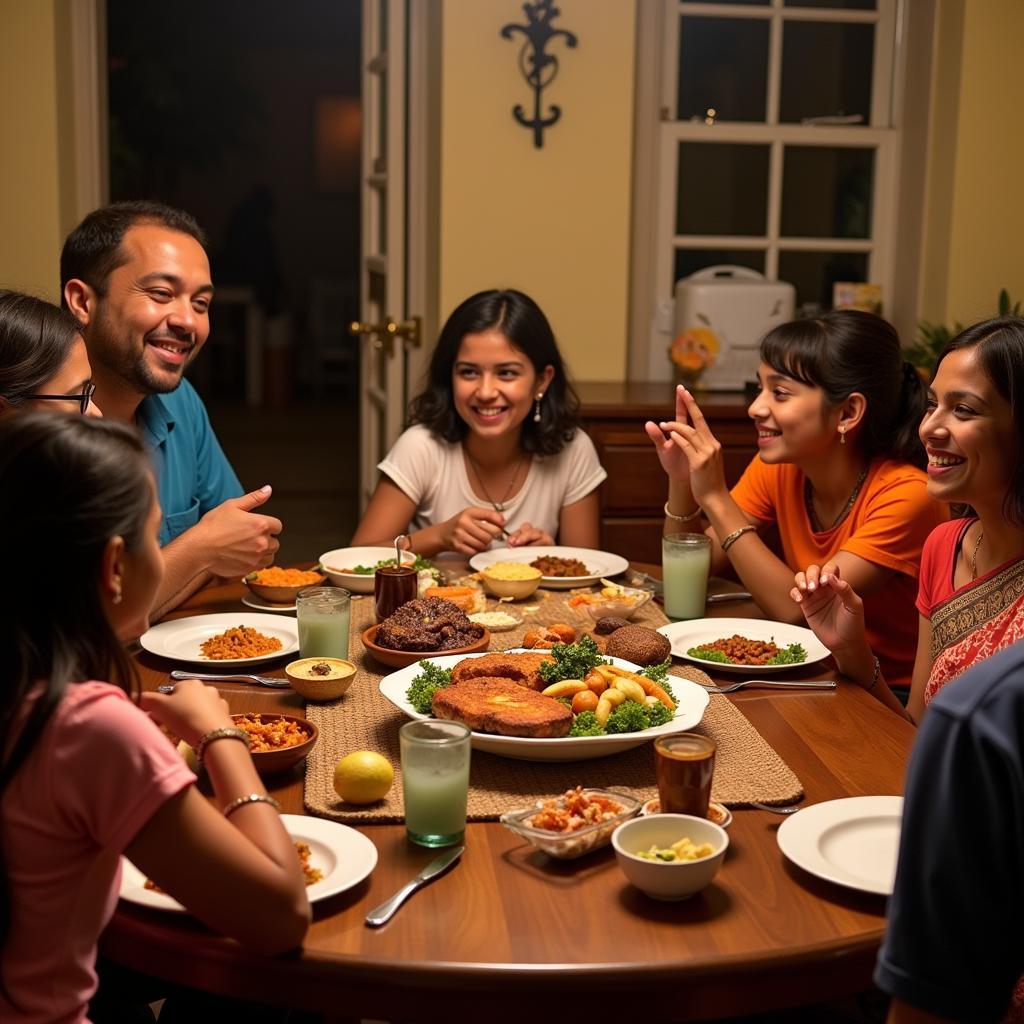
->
<box><xmin>0</xmin><ymin>413</ymin><xmax>309</xmax><ymax>1023</ymax></box>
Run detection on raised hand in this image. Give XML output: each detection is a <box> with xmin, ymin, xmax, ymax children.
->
<box><xmin>645</xmin><ymin>384</ymin><xmax>694</xmax><ymax>483</ymax></box>
<box><xmin>506</xmin><ymin>522</ymin><xmax>555</xmax><ymax>547</ymax></box>
<box><xmin>439</xmin><ymin>506</ymin><xmax>507</xmax><ymax>555</ymax></box>
<box><xmin>790</xmin><ymin>563</ymin><xmax>868</xmax><ymax>655</ymax></box>
<box><xmin>140</xmin><ymin>677</ymin><xmax>233</xmax><ymax>748</ymax></box>
<box><xmin>655</xmin><ymin>387</ymin><xmax>729</xmax><ymax>507</ymax></box>
<box><xmin>197</xmin><ymin>485</ymin><xmax>282</xmax><ymax>576</ymax></box>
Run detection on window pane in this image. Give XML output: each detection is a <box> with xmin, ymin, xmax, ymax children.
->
<box><xmin>778</xmin><ymin>250</ymin><xmax>869</xmax><ymax>310</ymax></box>
<box><xmin>685</xmin><ymin>0</ymin><xmax>769</xmax><ymax>5</ymax></box>
<box><xmin>678</xmin><ymin>17</ymin><xmax>769</xmax><ymax>122</ymax></box>
<box><xmin>780</xmin><ymin>21</ymin><xmax>874</xmax><ymax>124</ymax></box>
<box><xmin>677</xmin><ymin>143</ymin><xmax>770</xmax><ymax>236</ymax></box>
<box><xmin>781</xmin><ymin>146</ymin><xmax>874</xmax><ymax>239</ymax></box>
<box><xmin>674</xmin><ymin>249</ymin><xmax>765</xmax><ymax>286</ymax></box>
<box><xmin>784</xmin><ymin>0</ymin><xmax>875</xmax><ymax>8</ymax></box>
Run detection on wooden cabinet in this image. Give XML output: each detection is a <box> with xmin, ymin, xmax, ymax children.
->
<box><xmin>578</xmin><ymin>382</ymin><xmax>756</xmax><ymax>564</ymax></box>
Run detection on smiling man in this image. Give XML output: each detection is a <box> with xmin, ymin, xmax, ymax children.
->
<box><xmin>61</xmin><ymin>202</ymin><xmax>281</xmax><ymax>615</ymax></box>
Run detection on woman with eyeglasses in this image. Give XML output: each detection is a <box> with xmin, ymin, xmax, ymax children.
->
<box><xmin>0</xmin><ymin>290</ymin><xmax>100</xmax><ymax>417</ymax></box>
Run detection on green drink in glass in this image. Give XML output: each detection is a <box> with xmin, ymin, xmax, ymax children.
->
<box><xmin>400</xmin><ymin>720</ymin><xmax>471</xmax><ymax>847</ymax></box>
<box><xmin>296</xmin><ymin>587</ymin><xmax>351</xmax><ymax>659</ymax></box>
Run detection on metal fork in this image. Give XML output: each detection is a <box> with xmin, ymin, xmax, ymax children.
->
<box><xmin>699</xmin><ymin>679</ymin><xmax>836</xmax><ymax>694</ymax></box>
<box><xmin>158</xmin><ymin>670</ymin><xmax>292</xmax><ymax>693</ymax></box>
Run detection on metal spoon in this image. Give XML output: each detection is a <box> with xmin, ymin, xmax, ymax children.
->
<box><xmin>748</xmin><ymin>801</ymin><xmax>801</xmax><ymax>815</ymax></box>
<box><xmin>163</xmin><ymin>669</ymin><xmax>292</xmax><ymax>690</ymax></box>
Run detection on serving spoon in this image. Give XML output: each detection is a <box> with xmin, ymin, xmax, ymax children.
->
<box><xmin>698</xmin><ymin>679</ymin><xmax>836</xmax><ymax>694</ymax></box>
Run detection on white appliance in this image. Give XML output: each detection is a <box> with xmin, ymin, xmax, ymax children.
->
<box><xmin>673</xmin><ymin>266</ymin><xmax>795</xmax><ymax>390</ymax></box>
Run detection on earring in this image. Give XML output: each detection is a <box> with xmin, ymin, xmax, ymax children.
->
<box><xmin>112</xmin><ymin>589</ymin><xmax>122</xmax><ymax>605</ymax></box>
<box><xmin>839</xmin><ymin>426</ymin><xmax>846</xmax><ymax>445</ymax></box>
<box><xmin>533</xmin><ymin>392</ymin><xmax>543</xmax><ymax>423</ymax></box>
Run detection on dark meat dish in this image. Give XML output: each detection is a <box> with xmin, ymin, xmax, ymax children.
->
<box><xmin>530</xmin><ymin>555</ymin><xmax>590</xmax><ymax>577</ymax></box>
<box><xmin>432</xmin><ymin>676</ymin><xmax>572</xmax><ymax>737</ymax></box>
<box><xmin>374</xmin><ymin>597</ymin><xmax>485</xmax><ymax>652</ymax></box>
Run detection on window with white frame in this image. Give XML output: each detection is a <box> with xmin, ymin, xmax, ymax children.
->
<box><xmin>637</xmin><ymin>0</ymin><xmax>903</xmax><ymax>380</ymax></box>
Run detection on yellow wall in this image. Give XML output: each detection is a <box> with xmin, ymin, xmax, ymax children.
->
<box><xmin>0</xmin><ymin>1</ymin><xmax>66</xmax><ymax>299</ymax></box>
<box><xmin>439</xmin><ymin>0</ymin><xmax>636</xmax><ymax>382</ymax></box>
<box><xmin>923</xmin><ymin>0</ymin><xmax>1024</xmax><ymax>326</ymax></box>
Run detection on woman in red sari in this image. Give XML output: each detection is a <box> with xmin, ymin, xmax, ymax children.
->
<box><xmin>792</xmin><ymin>315</ymin><xmax>1024</xmax><ymax>725</ymax></box>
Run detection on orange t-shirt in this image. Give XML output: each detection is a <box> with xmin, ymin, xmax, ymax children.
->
<box><xmin>730</xmin><ymin>456</ymin><xmax>948</xmax><ymax>687</ymax></box>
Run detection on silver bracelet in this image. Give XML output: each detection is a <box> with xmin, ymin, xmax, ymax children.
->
<box><xmin>664</xmin><ymin>501</ymin><xmax>702</xmax><ymax>523</ymax></box>
<box><xmin>195</xmin><ymin>726</ymin><xmax>250</xmax><ymax>762</ymax></box>
<box><xmin>720</xmin><ymin>525</ymin><xmax>757</xmax><ymax>553</ymax></box>
<box><xmin>865</xmin><ymin>656</ymin><xmax>881</xmax><ymax>693</ymax></box>
<box><xmin>222</xmin><ymin>793</ymin><xmax>281</xmax><ymax>818</ymax></box>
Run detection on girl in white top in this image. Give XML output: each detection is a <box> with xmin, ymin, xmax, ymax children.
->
<box><xmin>352</xmin><ymin>289</ymin><xmax>606</xmax><ymax>556</ymax></box>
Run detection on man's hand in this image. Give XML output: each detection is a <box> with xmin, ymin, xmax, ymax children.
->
<box><xmin>195</xmin><ymin>485</ymin><xmax>282</xmax><ymax>576</ymax></box>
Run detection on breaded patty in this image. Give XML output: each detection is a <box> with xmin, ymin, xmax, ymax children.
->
<box><xmin>449</xmin><ymin>651</ymin><xmax>555</xmax><ymax>692</ymax></box>
<box><xmin>432</xmin><ymin>677</ymin><xmax>572</xmax><ymax>738</ymax></box>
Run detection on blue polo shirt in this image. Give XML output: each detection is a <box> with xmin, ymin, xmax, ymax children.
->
<box><xmin>137</xmin><ymin>379</ymin><xmax>243</xmax><ymax>545</ymax></box>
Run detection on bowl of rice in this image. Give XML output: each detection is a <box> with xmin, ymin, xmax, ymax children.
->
<box><xmin>480</xmin><ymin>561</ymin><xmax>543</xmax><ymax>600</ymax></box>
<box><xmin>231</xmin><ymin>712</ymin><xmax>318</xmax><ymax>776</ymax></box>
<box><xmin>243</xmin><ymin>566</ymin><xmax>327</xmax><ymax>604</ymax></box>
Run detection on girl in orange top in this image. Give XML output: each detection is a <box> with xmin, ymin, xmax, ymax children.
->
<box><xmin>646</xmin><ymin>311</ymin><xmax>946</xmax><ymax>695</ymax></box>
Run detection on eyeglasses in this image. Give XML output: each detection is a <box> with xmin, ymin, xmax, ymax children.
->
<box><xmin>24</xmin><ymin>381</ymin><xmax>97</xmax><ymax>415</ymax></box>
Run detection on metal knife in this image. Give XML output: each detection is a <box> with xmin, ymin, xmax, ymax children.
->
<box><xmin>364</xmin><ymin>845</ymin><xmax>464</xmax><ymax>927</ymax></box>
<box><xmin>707</xmin><ymin>591</ymin><xmax>754</xmax><ymax>604</ymax></box>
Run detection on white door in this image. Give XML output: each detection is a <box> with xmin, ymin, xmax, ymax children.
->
<box><xmin>355</xmin><ymin>0</ymin><xmax>438</xmax><ymax>508</ymax></box>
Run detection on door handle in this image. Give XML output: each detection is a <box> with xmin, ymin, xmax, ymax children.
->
<box><xmin>349</xmin><ymin>315</ymin><xmax>422</xmax><ymax>357</ymax></box>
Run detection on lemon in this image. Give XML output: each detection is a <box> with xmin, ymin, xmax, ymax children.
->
<box><xmin>333</xmin><ymin>750</ymin><xmax>394</xmax><ymax>804</ymax></box>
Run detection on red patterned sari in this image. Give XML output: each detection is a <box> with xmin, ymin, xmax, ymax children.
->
<box><xmin>925</xmin><ymin>553</ymin><xmax>1024</xmax><ymax>705</ymax></box>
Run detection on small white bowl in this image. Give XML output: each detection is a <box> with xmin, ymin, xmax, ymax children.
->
<box><xmin>318</xmin><ymin>546</ymin><xmax>416</xmax><ymax>594</ymax></box>
<box><xmin>612</xmin><ymin>814</ymin><xmax>728</xmax><ymax>901</ymax></box>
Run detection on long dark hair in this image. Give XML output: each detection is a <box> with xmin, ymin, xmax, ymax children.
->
<box><xmin>0</xmin><ymin>291</ymin><xmax>84</xmax><ymax>409</ymax></box>
<box><xmin>935</xmin><ymin>315</ymin><xmax>1024</xmax><ymax>524</ymax></box>
<box><xmin>408</xmin><ymin>289</ymin><xmax>581</xmax><ymax>456</ymax></box>
<box><xmin>760</xmin><ymin>309</ymin><xmax>927</xmax><ymax>468</ymax></box>
<box><xmin>0</xmin><ymin>414</ymin><xmax>153</xmax><ymax>957</ymax></box>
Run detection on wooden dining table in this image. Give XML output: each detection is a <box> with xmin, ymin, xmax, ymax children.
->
<box><xmin>101</xmin><ymin>570</ymin><xmax>915</xmax><ymax>1022</ymax></box>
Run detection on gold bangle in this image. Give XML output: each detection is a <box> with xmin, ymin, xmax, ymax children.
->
<box><xmin>865</xmin><ymin>656</ymin><xmax>881</xmax><ymax>693</ymax></box>
<box><xmin>222</xmin><ymin>793</ymin><xmax>281</xmax><ymax>818</ymax></box>
<box><xmin>664</xmin><ymin>501</ymin><xmax>702</xmax><ymax>523</ymax></box>
<box><xmin>720</xmin><ymin>525</ymin><xmax>757</xmax><ymax>553</ymax></box>
<box><xmin>195</xmin><ymin>726</ymin><xmax>250</xmax><ymax>763</ymax></box>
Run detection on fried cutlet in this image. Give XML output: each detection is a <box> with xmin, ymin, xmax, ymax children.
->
<box><xmin>449</xmin><ymin>651</ymin><xmax>555</xmax><ymax>692</ymax></box>
<box><xmin>432</xmin><ymin>677</ymin><xmax>572</xmax><ymax>738</ymax></box>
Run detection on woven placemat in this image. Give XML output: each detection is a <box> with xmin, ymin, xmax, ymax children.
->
<box><xmin>303</xmin><ymin>591</ymin><xmax>803</xmax><ymax>823</ymax></box>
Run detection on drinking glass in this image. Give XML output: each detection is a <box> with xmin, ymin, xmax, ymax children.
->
<box><xmin>374</xmin><ymin>564</ymin><xmax>418</xmax><ymax>621</ymax></box>
<box><xmin>400</xmin><ymin>720</ymin><xmax>471</xmax><ymax>847</ymax></box>
<box><xmin>296</xmin><ymin>587</ymin><xmax>351</xmax><ymax>659</ymax></box>
<box><xmin>662</xmin><ymin>532</ymin><xmax>711</xmax><ymax>619</ymax></box>
<box><xmin>654</xmin><ymin>733</ymin><xmax>716</xmax><ymax>817</ymax></box>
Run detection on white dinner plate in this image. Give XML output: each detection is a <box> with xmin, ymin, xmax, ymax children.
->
<box><xmin>119</xmin><ymin>814</ymin><xmax>378</xmax><ymax>912</ymax></box>
<box><xmin>776</xmin><ymin>796</ymin><xmax>903</xmax><ymax>896</ymax></box>
<box><xmin>241</xmin><ymin>594</ymin><xmax>298</xmax><ymax>613</ymax></box>
<box><xmin>318</xmin><ymin>546</ymin><xmax>417</xmax><ymax>594</ymax></box>
<box><xmin>139</xmin><ymin>612</ymin><xmax>299</xmax><ymax>666</ymax></box>
<box><xmin>657</xmin><ymin>617</ymin><xmax>831</xmax><ymax>674</ymax></box>
<box><xmin>379</xmin><ymin>652</ymin><xmax>709</xmax><ymax>762</ymax></box>
<box><xmin>468</xmin><ymin>546</ymin><xmax>629</xmax><ymax>590</ymax></box>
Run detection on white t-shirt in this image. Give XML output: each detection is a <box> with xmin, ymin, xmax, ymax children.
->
<box><xmin>378</xmin><ymin>424</ymin><xmax>607</xmax><ymax>549</ymax></box>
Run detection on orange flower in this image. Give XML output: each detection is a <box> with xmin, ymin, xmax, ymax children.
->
<box><xmin>669</xmin><ymin>326</ymin><xmax>720</xmax><ymax>373</ymax></box>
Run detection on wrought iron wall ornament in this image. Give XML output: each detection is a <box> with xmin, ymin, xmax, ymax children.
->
<box><xmin>500</xmin><ymin>0</ymin><xmax>578</xmax><ymax>149</ymax></box>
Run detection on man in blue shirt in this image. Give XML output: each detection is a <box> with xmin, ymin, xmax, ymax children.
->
<box><xmin>61</xmin><ymin>201</ymin><xmax>281</xmax><ymax>614</ymax></box>
<box><xmin>875</xmin><ymin>641</ymin><xmax>1024</xmax><ymax>1022</ymax></box>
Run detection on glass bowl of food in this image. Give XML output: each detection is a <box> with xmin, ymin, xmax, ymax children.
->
<box><xmin>569</xmin><ymin>580</ymin><xmax>654</xmax><ymax>622</ymax></box>
<box><xmin>500</xmin><ymin>786</ymin><xmax>641</xmax><ymax>859</ymax></box>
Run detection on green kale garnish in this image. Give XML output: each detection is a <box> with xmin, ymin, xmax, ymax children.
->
<box><xmin>604</xmin><ymin>701</ymin><xmax>651</xmax><ymax>734</ymax></box>
<box><xmin>686</xmin><ymin>645</ymin><xmax>732</xmax><ymax>663</ymax></box>
<box><xmin>766</xmin><ymin>642</ymin><xmax>806</xmax><ymax>665</ymax></box>
<box><xmin>645</xmin><ymin>701</ymin><xmax>674</xmax><ymax>728</ymax></box>
<box><xmin>406</xmin><ymin>660</ymin><xmax>452</xmax><ymax>714</ymax></box>
<box><xmin>568</xmin><ymin>710</ymin><xmax>604</xmax><ymax>737</ymax></box>
<box><xmin>351</xmin><ymin>554</ymin><xmax>436</xmax><ymax>574</ymax></box>
<box><xmin>538</xmin><ymin>635</ymin><xmax>607</xmax><ymax>684</ymax></box>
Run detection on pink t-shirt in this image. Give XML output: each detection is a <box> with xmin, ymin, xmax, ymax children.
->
<box><xmin>0</xmin><ymin>682</ymin><xmax>194</xmax><ymax>1024</ymax></box>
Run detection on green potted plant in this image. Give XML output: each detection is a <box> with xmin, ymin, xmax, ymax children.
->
<box><xmin>905</xmin><ymin>290</ymin><xmax>1021</xmax><ymax>370</ymax></box>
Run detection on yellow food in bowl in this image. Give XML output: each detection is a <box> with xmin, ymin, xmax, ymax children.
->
<box><xmin>483</xmin><ymin>562</ymin><xmax>543</xmax><ymax>581</ymax></box>
<box><xmin>285</xmin><ymin>657</ymin><xmax>356</xmax><ymax>700</ymax></box>
<box><xmin>636</xmin><ymin>837</ymin><xmax>715</xmax><ymax>862</ymax></box>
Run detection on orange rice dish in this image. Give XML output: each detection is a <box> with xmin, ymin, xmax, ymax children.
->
<box><xmin>200</xmin><ymin>625</ymin><xmax>283</xmax><ymax>660</ymax></box>
<box><xmin>235</xmin><ymin>713</ymin><xmax>310</xmax><ymax>752</ymax></box>
<box><xmin>249</xmin><ymin>566</ymin><xmax>324</xmax><ymax>587</ymax></box>
<box><xmin>146</xmin><ymin>841</ymin><xmax>321</xmax><ymax>891</ymax></box>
